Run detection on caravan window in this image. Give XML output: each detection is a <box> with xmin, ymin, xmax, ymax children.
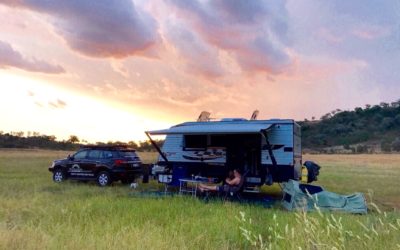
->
<box><xmin>210</xmin><ymin>135</ymin><xmax>226</xmax><ymax>147</ymax></box>
<box><xmin>184</xmin><ymin>135</ymin><xmax>207</xmax><ymax>149</ymax></box>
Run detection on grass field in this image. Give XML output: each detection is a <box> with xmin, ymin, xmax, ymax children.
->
<box><xmin>0</xmin><ymin>149</ymin><xmax>399</xmax><ymax>249</ymax></box>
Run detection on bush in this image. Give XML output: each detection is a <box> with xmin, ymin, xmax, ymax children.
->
<box><xmin>381</xmin><ymin>141</ymin><xmax>392</xmax><ymax>152</ymax></box>
<box><xmin>392</xmin><ymin>138</ymin><xmax>400</xmax><ymax>152</ymax></box>
<box><xmin>356</xmin><ymin>144</ymin><xmax>368</xmax><ymax>153</ymax></box>
<box><xmin>380</xmin><ymin>117</ymin><xmax>395</xmax><ymax>129</ymax></box>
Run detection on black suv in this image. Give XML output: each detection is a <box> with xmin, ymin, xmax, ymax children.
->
<box><xmin>48</xmin><ymin>145</ymin><xmax>142</xmax><ymax>186</ymax></box>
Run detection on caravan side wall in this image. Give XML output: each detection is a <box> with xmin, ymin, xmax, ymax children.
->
<box><xmin>160</xmin><ymin>134</ymin><xmax>226</xmax><ymax>163</ymax></box>
<box><xmin>261</xmin><ymin>122</ymin><xmax>301</xmax><ymax>182</ymax></box>
<box><xmin>159</xmin><ymin>134</ymin><xmax>227</xmax><ymax>185</ymax></box>
<box><xmin>261</xmin><ymin>124</ymin><xmax>293</xmax><ymax>166</ymax></box>
<box><xmin>293</xmin><ymin>122</ymin><xmax>302</xmax><ymax>180</ymax></box>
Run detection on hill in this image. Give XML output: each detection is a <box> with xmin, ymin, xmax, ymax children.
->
<box><xmin>300</xmin><ymin>100</ymin><xmax>400</xmax><ymax>153</ymax></box>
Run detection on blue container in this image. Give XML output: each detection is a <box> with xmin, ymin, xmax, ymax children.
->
<box><xmin>171</xmin><ymin>165</ymin><xmax>188</xmax><ymax>186</ymax></box>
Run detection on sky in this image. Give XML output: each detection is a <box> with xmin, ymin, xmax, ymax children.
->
<box><xmin>0</xmin><ymin>0</ymin><xmax>399</xmax><ymax>143</ymax></box>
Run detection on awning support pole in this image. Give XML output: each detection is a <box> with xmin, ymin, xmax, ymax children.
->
<box><xmin>145</xmin><ymin>132</ymin><xmax>169</xmax><ymax>163</ymax></box>
<box><xmin>261</xmin><ymin>128</ymin><xmax>277</xmax><ymax>168</ymax></box>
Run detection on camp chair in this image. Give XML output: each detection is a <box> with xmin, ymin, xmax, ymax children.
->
<box><xmin>201</xmin><ymin>170</ymin><xmax>248</xmax><ymax>203</ymax></box>
<box><xmin>223</xmin><ymin>170</ymin><xmax>248</xmax><ymax>201</ymax></box>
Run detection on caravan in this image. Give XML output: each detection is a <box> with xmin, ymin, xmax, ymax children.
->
<box><xmin>146</xmin><ymin>113</ymin><xmax>302</xmax><ymax>188</ymax></box>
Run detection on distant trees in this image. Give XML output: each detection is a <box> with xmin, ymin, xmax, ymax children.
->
<box><xmin>320</xmin><ymin>113</ymin><xmax>332</xmax><ymax>120</ymax></box>
<box><xmin>0</xmin><ymin>132</ymin><xmax>164</xmax><ymax>152</ymax></box>
<box><xmin>355</xmin><ymin>107</ymin><xmax>363</xmax><ymax>114</ymax></box>
<box><xmin>380</xmin><ymin>117</ymin><xmax>395</xmax><ymax>129</ymax></box>
<box><xmin>128</xmin><ymin>141</ymin><xmax>139</xmax><ymax>148</ymax></box>
<box><xmin>381</xmin><ymin>140</ymin><xmax>392</xmax><ymax>152</ymax></box>
<box><xmin>68</xmin><ymin>135</ymin><xmax>80</xmax><ymax>144</ymax></box>
<box><xmin>301</xmin><ymin>98</ymin><xmax>400</xmax><ymax>152</ymax></box>
<box><xmin>138</xmin><ymin>140</ymin><xmax>164</xmax><ymax>151</ymax></box>
<box><xmin>0</xmin><ymin>132</ymin><xmax>79</xmax><ymax>150</ymax></box>
<box><xmin>356</xmin><ymin>144</ymin><xmax>368</xmax><ymax>153</ymax></box>
<box><xmin>395</xmin><ymin>114</ymin><xmax>400</xmax><ymax>124</ymax></box>
<box><xmin>2</xmin><ymin>98</ymin><xmax>400</xmax><ymax>154</ymax></box>
<box><xmin>392</xmin><ymin>138</ymin><xmax>400</xmax><ymax>152</ymax></box>
<box><xmin>380</xmin><ymin>102</ymin><xmax>389</xmax><ymax>108</ymax></box>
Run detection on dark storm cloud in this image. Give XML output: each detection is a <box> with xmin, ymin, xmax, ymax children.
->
<box><xmin>1</xmin><ymin>0</ymin><xmax>160</xmax><ymax>58</ymax></box>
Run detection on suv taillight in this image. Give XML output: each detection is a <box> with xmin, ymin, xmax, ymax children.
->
<box><xmin>114</xmin><ymin>159</ymin><xmax>126</xmax><ymax>166</ymax></box>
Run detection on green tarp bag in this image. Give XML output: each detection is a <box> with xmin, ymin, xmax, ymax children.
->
<box><xmin>282</xmin><ymin>180</ymin><xmax>367</xmax><ymax>214</ymax></box>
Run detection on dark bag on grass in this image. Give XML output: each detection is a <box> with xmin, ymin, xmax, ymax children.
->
<box><xmin>304</xmin><ymin>161</ymin><xmax>321</xmax><ymax>183</ymax></box>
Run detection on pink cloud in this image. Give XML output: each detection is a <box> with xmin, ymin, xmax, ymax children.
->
<box><xmin>316</xmin><ymin>28</ymin><xmax>344</xmax><ymax>44</ymax></box>
<box><xmin>166</xmin><ymin>0</ymin><xmax>292</xmax><ymax>75</ymax></box>
<box><xmin>163</xmin><ymin>20</ymin><xmax>224</xmax><ymax>79</ymax></box>
<box><xmin>353</xmin><ymin>27</ymin><xmax>390</xmax><ymax>40</ymax></box>
<box><xmin>352</xmin><ymin>25</ymin><xmax>390</xmax><ymax>40</ymax></box>
<box><xmin>0</xmin><ymin>40</ymin><xmax>65</xmax><ymax>74</ymax></box>
<box><xmin>282</xmin><ymin>52</ymin><xmax>369</xmax><ymax>82</ymax></box>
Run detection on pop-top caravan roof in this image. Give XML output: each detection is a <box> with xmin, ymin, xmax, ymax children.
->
<box><xmin>146</xmin><ymin>119</ymin><xmax>294</xmax><ymax>135</ymax></box>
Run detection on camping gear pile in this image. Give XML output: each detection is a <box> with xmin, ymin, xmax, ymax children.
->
<box><xmin>282</xmin><ymin>180</ymin><xmax>367</xmax><ymax>214</ymax></box>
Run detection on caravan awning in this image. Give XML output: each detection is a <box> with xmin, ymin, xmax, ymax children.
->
<box><xmin>146</xmin><ymin>122</ymin><xmax>274</xmax><ymax>135</ymax></box>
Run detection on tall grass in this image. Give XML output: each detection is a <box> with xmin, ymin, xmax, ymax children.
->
<box><xmin>237</xmin><ymin>196</ymin><xmax>400</xmax><ymax>249</ymax></box>
<box><xmin>0</xmin><ymin>149</ymin><xmax>399</xmax><ymax>249</ymax></box>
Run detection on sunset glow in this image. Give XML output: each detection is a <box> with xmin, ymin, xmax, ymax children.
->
<box><xmin>0</xmin><ymin>72</ymin><xmax>172</xmax><ymax>142</ymax></box>
<box><xmin>0</xmin><ymin>1</ymin><xmax>399</xmax><ymax>142</ymax></box>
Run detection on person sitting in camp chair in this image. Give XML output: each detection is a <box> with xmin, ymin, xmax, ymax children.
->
<box><xmin>198</xmin><ymin>169</ymin><xmax>242</xmax><ymax>193</ymax></box>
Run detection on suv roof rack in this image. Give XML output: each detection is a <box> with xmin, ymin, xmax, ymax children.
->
<box><xmin>80</xmin><ymin>144</ymin><xmax>136</xmax><ymax>151</ymax></box>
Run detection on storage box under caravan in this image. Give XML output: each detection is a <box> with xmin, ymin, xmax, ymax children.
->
<box><xmin>145</xmin><ymin>115</ymin><xmax>302</xmax><ymax>187</ymax></box>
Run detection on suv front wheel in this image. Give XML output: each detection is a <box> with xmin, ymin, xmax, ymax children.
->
<box><xmin>53</xmin><ymin>169</ymin><xmax>65</xmax><ymax>183</ymax></box>
<box><xmin>97</xmin><ymin>171</ymin><xmax>112</xmax><ymax>187</ymax></box>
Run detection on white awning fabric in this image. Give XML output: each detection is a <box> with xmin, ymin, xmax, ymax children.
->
<box><xmin>146</xmin><ymin>122</ymin><xmax>274</xmax><ymax>135</ymax></box>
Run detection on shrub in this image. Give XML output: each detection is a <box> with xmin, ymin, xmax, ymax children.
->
<box><xmin>356</xmin><ymin>144</ymin><xmax>368</xmax><ymax>153</ymax></box>
<box><xmin>392</xmin><ymin>138</ymin><xmax>400</xmax><ymax>152</ymax></box>
<box><xmin>381</xmin><ymin>141</ymin><xmax>392</xmax><ymax>152</ymax></box>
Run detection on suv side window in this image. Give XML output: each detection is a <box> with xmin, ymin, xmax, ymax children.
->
<box><xmin>87</xmin><ymin>150</ymin><xmax>102</xmax><ymax>159</ymax></box>
<box><xmin>102</xmin><ymin>150</ymin><xmax>114</xmax><ymax>159</ymax></box>
<box><xmin>74</xmin><ymin>150</ymin><xmax>88</xmax><ymax>160</ymax></box>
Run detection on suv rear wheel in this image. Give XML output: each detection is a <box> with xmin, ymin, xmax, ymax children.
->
<box><xmin>53</xmin><ymin>169</ymin><xmax>65</xmax><ymax>183</ymax></box>
<box><xmin>97</xmin><ymin>171</ymin><xmax>112</xmax><ymax>187</ymax></box>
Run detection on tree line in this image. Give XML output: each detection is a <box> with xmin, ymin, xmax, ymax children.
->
<box><xmin>0</xmin><ymin>131</ymin><xmax>164</xmax><ymax>152</ymax></box>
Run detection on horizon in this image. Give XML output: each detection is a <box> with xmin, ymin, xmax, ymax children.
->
<box><xmin>1</xmin><ymin>1</ymin><xmax>399</xmax><ymax>142</ymax></box>
<box><xmin>1</xmin><ymin>96</ymin><xmax>398</xmax><ymax>145</ymax></box>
